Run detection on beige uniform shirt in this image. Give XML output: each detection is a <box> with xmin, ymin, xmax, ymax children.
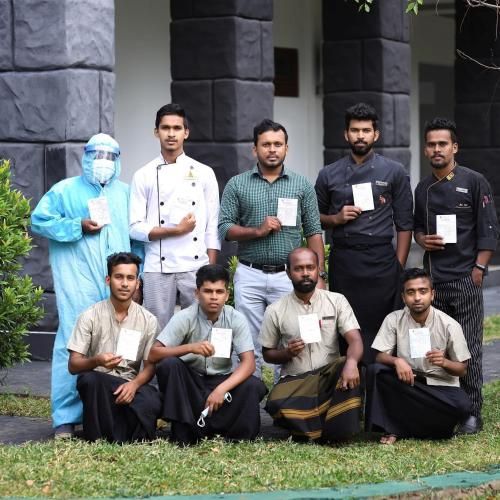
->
<box><xmin>372</xmin><ymin>306</ymin><xmax>470</xmax><ymax>387</ymax></box>
<box><xmin>259</xmin><ymin>289</ymin><xmax>360</xmax><ymax>377</ymax></box>
<box><xmin>68</xmin><ymin>299</ymin><xmax>159</xmax><ymax>381</ymax></box>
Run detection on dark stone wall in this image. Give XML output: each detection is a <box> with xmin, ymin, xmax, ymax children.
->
<box><xmin>170</xmin><ymin>0</ymin><xmax>274</xmax><ymax>193</ymax></box>
<box><xmin>455</xmin><ymin>0</ymin><xmax>500</xmax><ymax>243</ymax></box>
<box><xmin>0</xmin><ymin>0</ymin><xmax>116</xmax><ymax>337</ymax></box>
<box><xmin>322</xmin><ymin>0</ymin><xmax>411</xmax><ymax>171</ymax></box>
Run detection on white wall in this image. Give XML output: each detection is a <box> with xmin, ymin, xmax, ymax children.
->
<box><xmin>273</xmin><ymin>0</ymin><xmax>323</xmax><ymax>183</ymax></box>
<box><xmin>409</xmin><ymin>12</ymin><xmax>455</xmax><ymax>188</ymax></box>
<box><xmin>114</xmin><ymin>0</ymin><xmax>172</xmax><ymax>183</ymax></box>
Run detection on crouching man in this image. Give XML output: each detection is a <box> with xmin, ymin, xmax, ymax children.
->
<box><xmin>260</xmin><ymin>248</ymin><xmax>363</xmax><ymax>443</ymax></box>
<box><xmin>365</xmin><ymin>268</ymin><xmax>472</xmax><ymax>444</ymax></box>
<box><xmin>67</xmin><ymin>252</ymin><xmax>161</xmax><ymax>443</ymax></box>
<box><xmin>148</xmin><ymin>264</ymin><xmax>267</xmax><ymax>445</ymax></box>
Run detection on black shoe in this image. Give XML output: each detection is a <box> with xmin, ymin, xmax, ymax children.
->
<box><xmin>455</xmin><ymin>415</ymin><xmax>483</xmax><ymax>435</ymax></box>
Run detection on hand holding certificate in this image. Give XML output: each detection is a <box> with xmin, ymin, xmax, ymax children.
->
<box><xmin>436</xmin><ymin>214</ymin><xmax>457</xmax><ymax>244</ymax></box>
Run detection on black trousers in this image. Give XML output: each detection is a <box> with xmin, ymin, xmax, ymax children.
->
<box><xmin>329</xmin><ymin>240</ymin><xmax>403</xmax><ymax>365</ymax></box>
<box><xmin>365</xmin><ymin>364</ymin><xmax>471</xmax><ymax>439</ymax></box>
<box><xmin>433</xmin><ymin>274</ymin><xmax>484</xmax><ymax>417</ymax></box>
<box><xmin>76</xmin><ymin>371</ymin><xmax>161</xmax><ymax>443</ymax></box>
<box><xmin>156</xmin><ymin>358</ymin><xmax>267</xmax><ymax>445</ymax></box>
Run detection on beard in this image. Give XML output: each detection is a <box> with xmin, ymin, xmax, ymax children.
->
<box><xmin>349</xmin><ymin>140</ymin><xmax>374</xmax><ymax>156</ymax></box>
<box><xmin>292</xmin><ymin>278</ymin><xmax>317</xmax><ymax>294</ymax></box>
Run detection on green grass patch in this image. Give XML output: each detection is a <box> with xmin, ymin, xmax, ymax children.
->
<box><xmin>484</xmin><ymin>315</ymin><xmax>500</xmax><ymax>344</ymax></box>
<box><xmin>0</xmin><ymin>394</ymin><xmax>50</xmax><ymax>418</ymax></box>
<box><xmin>0</xmin><ymin>382</ymin><xmax>498</xmax><ymax>497</ymax></box>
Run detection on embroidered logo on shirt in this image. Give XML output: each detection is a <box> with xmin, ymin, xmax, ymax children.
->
<box><xmin>446</xmin><ymin>172</ymin><xmax>455</xmax><ymax>181</ymax></box>
<box><xmin>379</xmin><ymin>195</ymin><xmax>387</xmax><ymax>205</ymax></box>
<box><xmin>456</xmin><ymin>187</ymin><xmax>468</xmax><ymax>194</ymax></box>
<box><xmin>375</xmin><ymin>180</ymin><xmax>388</xmax><ymax>187</ymax></box>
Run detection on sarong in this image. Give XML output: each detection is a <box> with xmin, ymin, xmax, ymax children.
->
<box><xmin>365</xmin><ymin>363</ymin><xmax>471</xmax><ymax>438</ymax></box>
<box><xmin>76</xmin><ymin>371</ymin><xmax>161</xmax><ymax>443</ymax></box>
<box><xmin>156</xmin><ymin>357</ymin><xmax>267</xmax><ymax>445</ymax></box>
<box><xmin>265</xmin><ymin>358</ymin><xmax>361</xmax><ymax>442</ymax></box>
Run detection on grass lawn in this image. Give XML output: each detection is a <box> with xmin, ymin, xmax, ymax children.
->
<box><xmin>484</xmin><ymin>314</ymin><xmax>500</xmax><ymax>343</ymax></box>
<box><xmin>0</xmin><ymin>381</ymin><xmax>498</xmax><ymax>497</ymax></box>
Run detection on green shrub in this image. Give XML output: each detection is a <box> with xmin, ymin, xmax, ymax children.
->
<box><xmin>0</xmin><ymin>159</ymin><xmax>44</xmax><ymax>370</ymax></box>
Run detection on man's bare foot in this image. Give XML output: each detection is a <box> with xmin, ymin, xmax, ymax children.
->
<box><xmin>380</xmin><ymin>434</ymin><xmax>397</xmax><ymax>445</ymax></box>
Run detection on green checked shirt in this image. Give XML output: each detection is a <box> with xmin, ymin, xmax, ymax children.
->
<box><xmin>218</xmin><ymin>165</ymin><xmax>322</xmax><ymax>265</ymax></box>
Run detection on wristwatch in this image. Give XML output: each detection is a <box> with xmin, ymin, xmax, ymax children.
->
<box><xmin>319</xmin><ymin>271</ymin><xmax>328</xmax><ymax>281</ymax></box>
<box><xmin>474</xmin><ymin>263</ymin><xmax>488</xmax><ymax>276</ymax></box>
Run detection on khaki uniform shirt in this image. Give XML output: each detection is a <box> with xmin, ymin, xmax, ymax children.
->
<box><xmin>372</xmin><ymin>306</ymin><xmax>470</xmax><ymax>387</ymax></box>
<box><xmin>259</xmin><ymin>289</ymin><xmax>360</xmax><ymax>377</ymax></box>
<box><xmin>68</xmin><ymin>299</ymin><xmax>159</xmax><ymax>381</ymax></box>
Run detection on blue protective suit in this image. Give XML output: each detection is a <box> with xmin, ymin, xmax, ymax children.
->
<box><xmin>31</xmin><ymin>134</ymin><xmax>132</xmax><ymax>427</ymax></box>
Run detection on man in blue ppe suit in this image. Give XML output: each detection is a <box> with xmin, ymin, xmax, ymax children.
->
<box><xmin>31</xmin><ymin>133</ymin><xmax>133</xmax><ymax>439</ymax></box>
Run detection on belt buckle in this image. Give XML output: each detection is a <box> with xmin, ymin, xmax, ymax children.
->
<box><xmin>262</xmin><ymin>264</ymin><xmax>276</xmax><ymax>274</ymax></box>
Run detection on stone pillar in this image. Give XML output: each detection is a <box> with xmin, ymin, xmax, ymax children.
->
<box><xmin>0</xmin><ymin>0</ymin><xmax>115</xmax><ymax>344</ymax></box>
<box><xmin>170</xmin><ymin>0</ymin><xmax>274</xmax><ymax>190</ymax></box>
<box><xmin>454</xmin><ymin>1</ymin><xmax>500</xmax><ymax>235</ymax></box>
<box><xmin>322</xmin><ymin>0</ymin><xmax>411</xmax><ymax>170</ymax></box>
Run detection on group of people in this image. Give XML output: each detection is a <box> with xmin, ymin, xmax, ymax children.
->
<box><xmin>30</xmin><ymin>101</ymin><xmax>498</xmax><ymax>445</ymax></box>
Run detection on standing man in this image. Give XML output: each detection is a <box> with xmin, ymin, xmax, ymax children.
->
<box><xmin>31</xmin><ymin>134</ymin><xmax>132</xmax><ymax>439</ymax></box>
<box><xmin>218</xmin><ymin>119</ymin><xmax>325</xmax><ymax>376</ymax></box>
<box><xmin>260</xmin><ymin>248</ymin><xmax>363</xmax><ymax>443</ymax></box>
<box><xmin>414</xmin><ymin>117</ymin><xmax>499</xmax><ymax>433</ymax></box>
<box><xmin>366</xmin><ymin>268</ymin><xmax>471</xmax><ymax>444</ymax></box>
<box><xmin>149</xmin><ymin>264</ymin><xmax>266</xmax><ymax>445</ymax></box>
<box><xmin>68</xmin><ymin>252</ymin><xmax>160</xmax><ymax>443</ymax></box>
<box><xmin>129</xmin><ymin>103</ymin><xmax>221</xmax><ymax>330</ymax></box>
<box><xmin>315</xmin><ymin>103</ymin><xmax>413</xmax><ymax>364</ymax></box>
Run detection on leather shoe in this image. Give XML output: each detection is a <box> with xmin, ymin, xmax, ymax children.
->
<box><xmin>455</xmin><ymin>415</ymin><xmax>483</xmax><ymax>435</ymax></box>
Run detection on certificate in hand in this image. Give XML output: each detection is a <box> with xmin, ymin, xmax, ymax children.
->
<box><xmin>352</xmin><ymin>183</ymin><xmax>375</xmax><ymax>211</ymax></box>
<box><xmin>115</xmin><ymin>328</ymin><xmax>141</xmax><ymax>361</ymax></box>
<box><xmin>436</xmin><ymin>214</ymin><xmax>457</xmax><ymax>244</ymax></box>
<box><xmin>409</xmin><ymin>327</ymin><xmax>431</xmax><ymax>359</ymax></box>
<box><xmin>298</xmin><ymin>313</ymin><xmax>322</xmax><ymax>344</ymax></box>
<box><xmin>277</xmin><ymin>198</ymin><xmax>298</xmax><ymax>227</ymax></box>
<box><xmin>210</xmin><ymin>328</ymin><xmax>232</xmax><ymax>358</ymax></box>
<box><xmin>352</xmin><ymin>182</ymin><xmax>375</xmax><ymax>212</ymax></box>
<box><xmin>88</xmin><ymin>197</ymin><xmax>111</xmax><ymax>226</ymax></box>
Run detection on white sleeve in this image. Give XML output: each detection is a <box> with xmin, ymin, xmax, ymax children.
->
<box><xmin>204</xmin><ymin>168</ymin><xmax>221</xmax><ymax>250</ymax></box>
<box><xmin>129</xmin><ymin>171</ymin><xmax>155</xmax><ymax>242</ymax></box>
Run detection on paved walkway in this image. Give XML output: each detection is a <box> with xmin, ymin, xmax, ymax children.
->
<box><xmin>1</xmin><ymin>286</ymin><xmax>500</xmax><ymax>445</ymax></box>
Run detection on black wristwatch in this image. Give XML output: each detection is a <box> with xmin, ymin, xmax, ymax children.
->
<box><xmin>474</xmin><ymin>263</ymin><xmax>488</xmax><ymax>276</ymax></box>
<box><xmin>319</xmin><ymin>271</ymin><xmax>328</xmax><ymax>281</ymax></box>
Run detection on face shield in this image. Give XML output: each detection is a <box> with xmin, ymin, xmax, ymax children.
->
<box><xmin>82</xmin><ymin>134</ymin><xmax>121</xmax><ymax>186</ymax></box>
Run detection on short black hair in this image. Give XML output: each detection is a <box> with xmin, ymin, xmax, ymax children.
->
<box><xmin>253</xmin><ymin>119</ymin><xmax>288</xmax><ymax>145</ymax></box>
<box><xmin>155</xmin><ymin>103</ymin><xmax>189</xmax><ymax>129</ymax></box>
<box><xmin>286</xmin><ymin>247</ymin><xmax>319</xmax><ymax>270</ymax></box>
<box><xmin>107</xmin><ymin>252</ymin><xmax>142</xmax><ymax>277</ymax></box>
<box><xmin>195</xmin><ymin>264</ymin><xmax>230</xmax><ymax>288</ymax></box>
<box><xmin>402</xmin><ymin>268</ymin><xmax>433</xmax><ymax>289</ymax></box>
<box><xmin>345</xmin><ymin>102</ymin><xmax>379</xmax><ymax>131</ymax></box>
<box><xmin>424</xmin><ymin>117</ymin><xmax>458</xmax><ymax>143</ymax></box>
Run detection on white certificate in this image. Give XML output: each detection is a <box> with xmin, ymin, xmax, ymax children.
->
<box><xmin>409</xmin><ymin>327</ymin><xmax>431</xmax><ymax>359</ymax></box>
<box><xmin>115</xmin><ymin>328</ymin><xmax>141</xmax><ymax>361</ymax></box>
<box><xmin>277</xmin><ymin>198</ymin><xmax>298</xmax><ymax>226</ymax></box>
<box><xmin>210</xmin><ymin>328</ymin><xmax>232</xmax><ymax>358</ymax></box>
<box><xmin>169</xmin><ymin>197</ymin><xmax>192</xmax><ymax>225</ymax></box>
<box><xmin>436</xmin><ymin>214</ymin><xmax>457</xmax><ymax>244</ymax></box>
<box><xmin>352</xmin><ymin>183</ymin><xmax>375</xmax><ymax>211</ymax></box>
<box><xmin>88</xmin><ymin>197</ymin><xmax>111</xmax><ymax>226</ymax></box>
<box><xmin>298</xmin><ymin>313</ymin><xmax>322</xmax><ymax>344</ymax></box>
